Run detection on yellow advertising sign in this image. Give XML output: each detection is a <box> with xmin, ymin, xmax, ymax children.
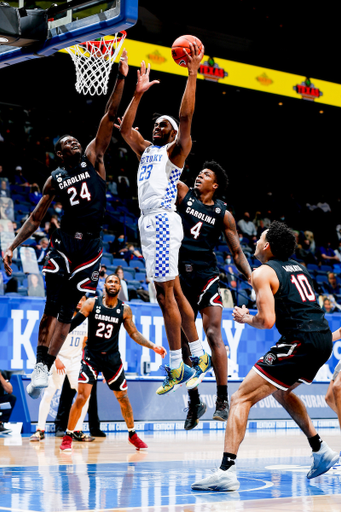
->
<box><xmin>62</xmin><ymin>37</ymin><xmax>341</xmax><ymax>107</ymax></box>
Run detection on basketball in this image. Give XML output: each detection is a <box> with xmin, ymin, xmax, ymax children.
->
<box><xmin>171</xmin><ymin>35</ymin><xmax>203</xmax><ymax>67</ymax></box>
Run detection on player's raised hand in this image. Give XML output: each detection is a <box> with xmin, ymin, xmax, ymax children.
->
<box><xmin>3</xmin><ymin>248</ymin><xmax>13</xmax><ymax>275</ymax></box>
<box><xmin>186</xmin><ymin>42</ymin><xmax>204</xmax><ymax>74</ymax></box>
<box><xmin>135</xmin><ymin>61</ymin><xmax>160</xmax><ymax>95</ymax></box>
<box><xmin>114</xmin><ymin>117</ymin><xmax>139</xmax><ymax>131</ymax></box>
<box><xmin>118</xmin><ymin>48</ymin><xmax>128</xmax><ymax>77</ymax></box>
<box><xmin>153</xmin><ymin>345</ymin><xmax>167</xmax><ymax>358</ymax></box>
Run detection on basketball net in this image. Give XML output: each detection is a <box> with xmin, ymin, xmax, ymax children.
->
<box><xmin>65</xmin><ymin>31</ymin><xmax>127</xmax><ymax>96</ymax></box>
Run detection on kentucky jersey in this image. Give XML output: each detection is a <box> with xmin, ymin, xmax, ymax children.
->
<box><xmin>51</xmin><ymin>155</ymin><xmax>106</xmax><ymax>235</ymax></box>
<box><xmin>59</xmin><ymin>318</ymin><xmax>88</xmax><ymax>359</ymax></box>
<box><xmin>138</xmin><ymin>144</ymin><xmax>183</xmax><ymax>211</ymax></box>
<box><xmin>86</xmin><ymin>296</ymin><xmax>124</xmax><ymax>357</ymax></box>
<box><xmin>265</xmin><ymin>259</ymin><xmax>329</xmax><ymax>336</ymax></box>
<box><xmin>178</xmin><ymin>189</ymin><xmax>227</xmax><ymax>273</ymax></box>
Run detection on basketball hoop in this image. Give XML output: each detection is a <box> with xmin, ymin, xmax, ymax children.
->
<box><xmin>65</xmin><ymin>31</ymin><xmax>127</xmax><ymax>96</ymax></box>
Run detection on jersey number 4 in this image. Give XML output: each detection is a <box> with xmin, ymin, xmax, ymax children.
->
<box><xmin>190</xmin><ymin>221</ymin><xmax>203</xmax><ymax>239</ymax></box>
<box><xmin>68</xmin><ymin>182</ymin><xmax>91</xmax><ymax>206</ymax></box>
<box><xmin>291</xmin><ymin>274</ymin><xmax>315</xmax><ymax>302</ymax></box>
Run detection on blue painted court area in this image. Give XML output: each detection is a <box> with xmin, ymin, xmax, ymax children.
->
<box><xmin>1</xmin><ymin>457</ymin><xmax>341</xmax><ymax>511</ymax></box>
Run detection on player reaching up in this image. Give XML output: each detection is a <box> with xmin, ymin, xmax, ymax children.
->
<box><xmin>176</xmin><ymin>161</ymin><xmax>252</xmax><ymax>428</ymax></box>
<box><xmin>3</xmin><ymin>50</ymin><xmax>129</xmax><ymax>400</ymax></box>
<box><xmin>119</xmin><ymin>42</ymin><xmax>212</xmax><ymax>395</ymax></box>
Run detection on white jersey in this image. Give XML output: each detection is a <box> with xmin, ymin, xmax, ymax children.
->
<box><xmin>138</xmin><ymin>144</ymin><xmax>183</xmax><ymax>212</ymax></box>
<box><xmin>59</xmin><ymin>319</ymin><xmax>88</xmax><ymax>359</ymax></box>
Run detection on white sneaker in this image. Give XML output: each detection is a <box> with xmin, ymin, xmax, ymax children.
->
<box><xmin>31</xmin><ymin>362</ymin><xmax>49</xmax><ymax>389</ymax></box>
<box><xmin>307</xmin><ymin>441</ymin><xmax>339</xmax><ymax>479</ymax></box>
<box><xmin>191</xmin><ymin>465</ymin><xmax>240</xmax><ymax>491</ymax></box>
<box><xmin>27</xmin><ymin>382</ymin><xmax>42</xmax><ymax>399</ymax></box>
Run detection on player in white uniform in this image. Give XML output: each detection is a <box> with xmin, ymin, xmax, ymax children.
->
<box><xmin>120</xmin><ymin>43</ymin><xmax>212</xmax><ymax>395</ymax></box>
<box><xmin>30</xmin><ymin>296</ymin><xmax>92</xmax><ymax>441</ymax></box>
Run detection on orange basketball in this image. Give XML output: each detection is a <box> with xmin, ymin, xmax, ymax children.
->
<box><xmin>171</xmin><ymin>35</ymin><xmax>203</xmax><ymax>67</ymax></box>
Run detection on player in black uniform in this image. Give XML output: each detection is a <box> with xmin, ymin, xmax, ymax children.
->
<box><xmin>192</xmin><ymin>221</ymin><xmax>339</xmax><ymax>492</ymax></box>
<box><xmin>60</xmin><ymin>273</ymin><xmax>167</xmax><ymax>451</ymax></box>
<box><xmin>3</xmin><ymin>50</ymin><xmax>129</xmax><ymax>400</ymax></box>
<box><xmin>176</xmin><ymin>161</ymin><xmax>252</xmax><ymax>429</ymax></box>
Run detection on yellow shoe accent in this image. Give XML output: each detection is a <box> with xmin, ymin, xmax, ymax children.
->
<box><xmin>186</xmin><ymin>352</ymin><xmax>212</xmax><ymax>390</ymax></box>
<box><xmin>156</xmin><ymin>362</ymin><xmax>194</xmax><ymax>395</ymax></box>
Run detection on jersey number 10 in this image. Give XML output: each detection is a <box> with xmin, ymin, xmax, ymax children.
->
<box><xmin>291</xmin><ymin>274</ymin><xmax>315</xmax><ymax>302</ymax></box>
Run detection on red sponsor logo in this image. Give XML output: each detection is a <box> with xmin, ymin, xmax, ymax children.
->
<box><xmin>199</xmin><ymin>57</ymin><xmax>228</xmax><ymax>82</ymax></box>
<box><xmin>293</xmin><ymin>78</ymin><xmax>323</xmax><ymax>101</ymax></box>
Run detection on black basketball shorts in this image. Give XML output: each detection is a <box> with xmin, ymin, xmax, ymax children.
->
<box><xmin>79</xmin><ymin>350</ymin><xmax>127</xmax><ymax>392</ymax></box>
<box><xmin>253</xmin><ymin>330</ymin><xmax>333</xmax><ymax>391</ymax></box>
<box><xmin>179</xmin><ymin>268</ymin><xmax>223</xmax><ymax>316</ymax></box>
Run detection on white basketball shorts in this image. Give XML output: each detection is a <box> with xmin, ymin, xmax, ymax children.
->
<box><xmin>138</xmin><ymin>211</ymin><xmax>184</xmax><ymax>283</ymax></box>
<box><xmin>51</xmin><ymin>354</ymin><xmax>82</xmax><ymax>390</ymax></box>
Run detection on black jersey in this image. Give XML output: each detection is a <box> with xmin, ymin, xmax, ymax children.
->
<box><xmin>51</xmin><ymin>155</ymin><xmax>106</xmax><ymax>236</ymax></box>
<box><xmin>178</xmin><ymin>189</ymin><xmax>227</xmax><ymax>273</ymax></box>
<box><xmin>266</xmin><ymin>259</ymin><xmax>330</xmax><ymax>336</ymax></box>
<box><xmin>86</xmin><ymin>296</ymin><xmax>124</xmax><ymax>356</ymax></box>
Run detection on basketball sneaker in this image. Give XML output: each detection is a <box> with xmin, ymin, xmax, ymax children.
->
<box><xmin>72</xmin><ymin>431</ymin><xmax>95</xmax><ymax>442</ymax></box>
<box><xmin>212</xmin><ymin>396</ymin><xmax>230</xmax><ymax>421</ymax></box>
<box><xmin>184</xmin><ymin>401</ymin><xmax>207</xmax><ymax>430</ymax></box>
<box><xmin>186</xmin><ymin>352</ymin><xmax>212</xmax><ymax>390</ymax></box>
<box><xmin>27</xmin><ymin>383</ymin><xmax>42</xmax><ymax>399</ymax></box>
<box><xmin>307</xmin><ymin>441</ymin><xmax>339</xmax><ymax>479</ymax></box>
<box><xmin>60</xmin><ymin>434</ymin><xmax>73</xmax><ymax>452</ymax></box>
<box><xmin>31</xmin><ymin>362</ymin><xmax>49</xmax><ymax>389</ymax></box>
<box><xmin>128</xmin><ymin>432</ymin><xmax>148</xmax><ymax>450</ymax></box>
<box><xmin>191</xmin><ymin>465</ymin><xmax>240</xmax><ymax>492</ymax></box>
<box><xmin>156</xmin><ymin>362</ymin><xmax>195</xmax><ymax>395</ymax></box>
<box><xmin>30</xmin><ymin>430</ymin><xmax>45</xmax><ymax>441</ymax></box>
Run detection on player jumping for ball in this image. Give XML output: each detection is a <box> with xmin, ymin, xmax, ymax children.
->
<box><xmin>3</xmin><ymin>50</ymin><xmax>129</xmax><ymax>400</ymax></box>
<box><xmin>119</xmin><ymin>41</ymin><xmax>210</xmax><ymax>395</ymax></box>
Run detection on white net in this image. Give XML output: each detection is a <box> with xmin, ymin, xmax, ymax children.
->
<box><xmin>66</xmin><ymin>32</ymin><xmax>127</xmax><ymax>96</ymax></box>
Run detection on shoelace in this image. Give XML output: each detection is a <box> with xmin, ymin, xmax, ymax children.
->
<box><xmin>159</xmin><ymin>365</ymin><xmax>173</xmax><ymax>386</ymax></box>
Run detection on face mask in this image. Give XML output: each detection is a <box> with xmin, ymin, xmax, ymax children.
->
<box><xmin>118</xmin><ymin>237</ymin><xmax>124</xmax><ymax>242</ymax></box>
<box><xmin>99</xmin><ymin>270</ymin><xmax>105</xmax><ymax>277</ymax></box>
<box><xmin>55</xmin><ymin>207</ymin><xmax>62</xmax><ymax>213</ymax></box>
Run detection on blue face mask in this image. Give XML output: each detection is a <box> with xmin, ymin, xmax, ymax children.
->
<box><xmin>118</xmin><ymin>237</ymin><xmax>124</xmax><ymax>242</ymax></box>
<box><xmin>55</xmin><ymin>207</ymin><xmax>62</xmax><ymax>214</ymax></box>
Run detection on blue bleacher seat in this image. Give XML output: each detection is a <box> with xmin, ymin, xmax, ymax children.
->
<box><xmin>112</xmin><ymin>258</ymin><xmax>126</xmax><ymax>267</ymax></box>
<box><xmin>123</xmin><ymin>270</ymin><xmax>134</xmax><ymax>280</ymax></box>
<box><xmin>101</xmin><ymin>257</ymin><xmax>112</xmax><ymax>267</ymax></box>
<box><xmin>102</xmin><ymin>234</ymin><xmax>116</xmax><ymax>243</ymax></box>
<box><xmin>131</xmin><ymin>259</ymin><xmax>145</xmax><ymax>270</ymax></box>
<box><xmin>102</xmin><ymin>252</ymin><xmax>113</xmax><ymax>263</ymax></box>
<box><xmin>135</xmin><ymin>272</ymin><xmax>146</xmax><ymax>282</ymax></box>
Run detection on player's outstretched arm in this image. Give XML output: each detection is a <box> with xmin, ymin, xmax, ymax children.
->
<box><xmin>176</xmin><ymin>181</ymin><xmax>189</xmax><ymax>206</ymax></box>
<box><xmin>123</xmin><ymin>304</ymin><xmax>167</xmax><ymax>357</ymax></box>
<box><xmin>223</xmin><ymin>210</ymin><xmax>252</xmax><ymax>282</ymax></box>
<box><xmin>3</xmin><ymin>177</ymin><xmax>56</xmax><ymax>275</ymax></box>
<box><xmin>69</xmin><ymin>298</ymin><xmax>95</xmax><ymax>332</ymax></box>
<box><xmin>85</xmin><ymin>49</ymin><xmax>129</xmax><ymax>178</ymax></box>
<box><xmin>169</xmin><ymin>42</ymin><xmax>204</xmax><ymax>168</ymax></box>
<box><xmin>232</xmin><ymin>267</ymin><xmax>276</xmax><ymax>329</ymax></box>
<box><xmin>120</xmin><ymin>60</ymin><xmax>159</xmax><ymax>159</ymax></box>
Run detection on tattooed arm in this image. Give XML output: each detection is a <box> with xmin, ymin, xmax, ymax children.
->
<box><xmin>123</xmin><ymin>304</ymin><xmax>167</xmax><ymax>357</ymax></box>
<box><xmin>3</xmin><ymin>176</ymin><xmax>56</xmax><ymax>275</ymax></box>
<box><xmin>223</xmin><ymin>210</ymin><xmax>252</xmax><ymax>283</ymax></box>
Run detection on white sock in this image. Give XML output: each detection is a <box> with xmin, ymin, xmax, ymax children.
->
<box><xmin>169</xmin><ymin>349</ymin><xmax>182</xmax><ymax>369</ymax></box>
<box><xmin>189</xmin><ymin>339</ymin><xmax>204</xmax><ymax>358</ymax></box>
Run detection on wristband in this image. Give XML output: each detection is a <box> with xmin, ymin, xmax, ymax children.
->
<box><xmin>117</xmin><ymin>72</ymin><xmax>126</xmax><ymax>80</ymax></box>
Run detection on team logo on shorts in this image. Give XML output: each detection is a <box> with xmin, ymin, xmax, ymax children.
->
<box><xmin>215</xmin><ymin>207</ymin><xmax>221</xmax><ymax>214</ymax></box>
<box><xmin>91</xmin><ymin>271</ymin><xmax>99</xmax><ymax>281</ymax></box>
<box><xmin>264</xmin><ymin>352</ymin><xmax>276</xmax><ymax>365</ymax></box>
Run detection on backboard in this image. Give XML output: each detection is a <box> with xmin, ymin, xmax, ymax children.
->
<box><xmin>0</xmin><ymin>0</ymin><xmax>137</xmax><ymax>68</ymax></box>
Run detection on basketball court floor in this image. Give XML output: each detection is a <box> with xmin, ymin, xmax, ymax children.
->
<box><xmin>1</xmin><ymin>427</ymin><xmax>341</xmax><ymax>512</ymax></box>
